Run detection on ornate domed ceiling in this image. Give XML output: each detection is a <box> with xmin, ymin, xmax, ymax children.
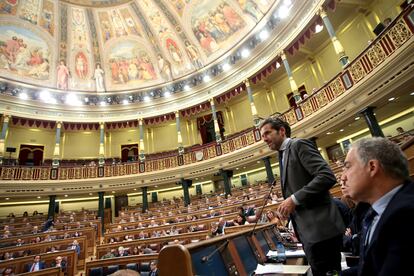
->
<box><xmin>0</xmin><ymin>0</ymin><xmax>276</xmax><ymax>92</ymax></box>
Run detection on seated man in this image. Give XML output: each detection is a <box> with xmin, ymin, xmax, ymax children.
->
<box><xmin>25</xmin><ymin>255</ymin><xmax>45</xmax><ymax>272</ymax></box>
<box><xmin>341</xmin><ymin>137</ymin><xmax>414</xmax><ymax>275</ymax></box>
<box><xmin>52</xmin><ymin>256</ymin><xmax>66</xmax><ymax>273</ymax></box>
<box><xmin>149</xmin><ymin>260</ymin><xmax>159</xmax><ymax>276</ymax></box>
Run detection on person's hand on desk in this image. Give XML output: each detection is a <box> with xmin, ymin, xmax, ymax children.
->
<box><xmin>277</xmin><ymin>197</ymin><xmax>296</xmax><ymax>219</ymax></box>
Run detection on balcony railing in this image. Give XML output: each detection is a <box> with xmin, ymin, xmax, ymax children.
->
<box><xmin>1</xmin><ymin>5</ymin><xmax>413</xmax><ymax>181</ymax></box>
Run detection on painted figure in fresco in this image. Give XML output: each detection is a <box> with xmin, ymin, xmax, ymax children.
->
<box><xmin>198</xmin><ymin>32</ymin><xmax>218</xmax><ymax>54</ymax></box>
<box><xmin>139</xmin><ymin>56</ymin><xmax>157</xmax><ymax>80</ymax></box>
<box><xmin>5</xmin><ymin>36</ymin><xmax>20</xmax><ymax>63</ymax></box>
<box><xmin>125</xmin><ymin>17</ymin><xmax>138</xmax><ymax>35</ymax></box>
<box><xmin>111</xmin><ymin>10</ymin><xmax>126</xmax><ymax>37</ymax></box>
<box><xmin>102</xmin><ymin>21</ymin><xmax>112</xmax><ymax>41</ymax></box>
<box><xmin>237</xmin><ymin>0</ymin><xmax>262</xmax><ymax>21</ymax></box>
<box><xmin>19</xmin><ymin>0</ymin><xmax>40</xmax><ymax>25</ymax></box>
<box><xmin>57</xmin><ymin>60</ymin><xmax>70</xmax><ymax>90</ymax></box>
<box><xmin>184</xmin><ymin>40</ymin><xmax>202</xmax><ymax>68</ymax></box>
<box><xmin>221</xmin><ymin>3</ymin><xmax>244</xmax><ymax>31</ymax></box>
<box><xmin>28</xmin><ymin>58</ymin><xmax>49</xmax><ymax>79</ymax></box>
<box><xmin>93</xmin><ymin>63</ymin><xmax>105</xmax><ymax>92</ymax></box>
<box><xmin>167</xmin><ymin>39</ymin><xmax>183</xmax><ymax>65</ymax></box>
<box><xmin>157</xmin><ymin>54</ymin><xmax>172</xmax><ymax>81</ymax></box>
<box><xmin>110</xmin><ymin>59</ymin><xmax>119</xmax><ymax>82</ymax></box>
<box><xmin>14</xmin><ymin>44</ymin><xmax>31</xmax><ymax>70</ymax></box>
<box><xmin>75</xmin><ymin>53</ymin><xmax>88</xmax><ymax>79</ymax></box>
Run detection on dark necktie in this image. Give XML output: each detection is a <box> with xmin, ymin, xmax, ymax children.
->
<box><xmin>358</xmin><ymin>207</ymin><xmax>377</xmax><ymax>274</ymax></box>
<box><xmin>278</xmin><ymin>150</ymin><xmax>284</xmax><ymax>185</ymax></box>
<box><xmin>362</xmin><ymin>207</ymin><xmax>377</xmax><ymax>248</ymax></box>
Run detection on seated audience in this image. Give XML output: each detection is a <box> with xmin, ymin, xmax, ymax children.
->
<box><xmin>340</xmin><ymin>137</ymin><xmax>414</xmax><ymax>275</ymax></box>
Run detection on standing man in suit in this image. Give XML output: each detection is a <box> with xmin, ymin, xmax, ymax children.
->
<box><xmin>340</xmin><ymin>137</ymin><xmax>413</xmax><ymax>275</ymax></box>
<box><xmin>260</xmin><ymin>118</ymin><xmax>344</xmax><ymax>276</ymax></box>
<box><xmin>25</xmin><ymin>255</ymin><xmax>45</xmax><ymax>272</ymax></box>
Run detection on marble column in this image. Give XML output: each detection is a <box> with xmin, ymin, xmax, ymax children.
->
<box><xmin>0</xmin><ymin>115</ymin><xmax>10</xmax><ymax>164</ymax></box>
<box><xmin>244</xmin><ymin>79</ymin><xmax>261</xmax><ymax>127</ymax></box>
<box><xmin>175</xmin><ymin>111</ymin><xmax>184</xmax><ymax>155</ymax></box>
<box><xmin>52</xmin><ymin>121</ymin><xmax>62</xmax><ymax>167</ymax></box>
<box><xmin>99</xmin><ymin>122</ymin><xmax>105</xmax><ymax>166</ymax></box>
<box><xmin>138</xmin><ymin>118</ymin><xmax>145</xmax><ymax>161</ymax></box>
<box><xmin>281</xmin><ymin>52</ymin><xmax>301</xmax><ymax>104</ymax></box>
<box><xmin>209</xmin><ymin>98</ymin><xmax>222</xmax><ymax>143</ymax></box>
<box><xmin>319</xmin><ymin>8</ymin><xmax>349</xmax><ymax>67</ymax></box>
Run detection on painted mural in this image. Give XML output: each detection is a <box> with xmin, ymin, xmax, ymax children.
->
<box><xmin>0</xmin><ymin>0</ymin><xmax>19</xmax><ymax>15</ymax></box>
<box><xmin>39</xmin><ymin>0</ymin><xmax>54</xmax><ymax>35</ymax></box>
<box><xmin>98</xmin><ymin>11</ymin><xmax>114</xmax><ymax>42</ymax></box>
<box><xmin>74</xmin><ymin>52</ymin><xmax>88</xmax><ymax>79</ymax></box>
<box><xmin>0</xmin><ymin>25</ymin><xmax>50</xmax><ymax>80</ymax></box>
<box><xmin>191</xmin><ymin>0</ymin><xmax>246</xmax><ymax>55</ymax></box>
<box><xmin>119</xmin><ymin>8</ymin><xmax>141</xmax><ymax>36</ymax></box>
<box><xmin>71</xmin><ymin>7</ymin><xmax>89</xmax><ymax>49</ymax></box>
<box><xmin>108</xmin><ymin>41</ymin><xmax>158</xmax><ymax>86</ymax></box>
<box><xmin>138</xmin><ymin>0</ymin><xmax>191</xmax><ymax>75</ymax></box>
<box><xmin>0</xmin><ymin>0</ymin><xmax>276</xmax><ymax>91</ymax></box>
<box><xmin>17</xmin><ymin>0</ymin><xmax>41</xmax><ymax>25</ymax></box>
<box><xmin>70</xmin><ymin>7</ymin><xmax>93</xmax><ymax>89</ymax></box>
<box><xmin>236</xmin><ymin>0</ymin><xmax>273</xmax><ymax>21</ymax></box>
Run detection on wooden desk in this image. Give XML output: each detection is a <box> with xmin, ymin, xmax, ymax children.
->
<box><xmin>0</xmin><ymin>249</ymin><xmax>76</xmax><ymax>276</ymax></box>
<box><xmin>0</xmin><ymin>236</ymin><xmax>86</xmax><ymax>271</ymax></box>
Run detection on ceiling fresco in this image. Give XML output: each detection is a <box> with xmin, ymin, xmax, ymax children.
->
<box><xmin>0</xmin><ymin>0</ymin><xmax>276</xmax><ymax>92</ymax></box>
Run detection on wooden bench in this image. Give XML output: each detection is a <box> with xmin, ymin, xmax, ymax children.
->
<box><xmin>0</xmin><ymin>227</ymin><xmax>96</xmax><ymax>256</ymax></box>
<box><xmin>19</xmin><ymin>267</ymin><xmax>63</xmax><ymax>276</ymax></box>
<box><xmin>96</xmin><ymin>231</ymin><xmax>209</xmax><ymax>258</ymax></box>
<box><xmin>0</xmin><ymin>249</ymin><xmax>76</xmax><ymax>276</ymax></box>
<box><xmin>0</xmin><ymin>236</ymin><xmax>87</xmax><ymax>271</ymax></box>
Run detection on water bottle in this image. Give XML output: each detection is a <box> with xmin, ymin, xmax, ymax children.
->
<box><xmin>276</xmin><ymin>241</ymin><xmax>286</xmax><ymax>263</ymax></box>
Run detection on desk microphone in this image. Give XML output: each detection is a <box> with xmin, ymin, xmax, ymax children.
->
<box><xmin>200</xmin><ymin>240</ymin><xmax>229</xmax><ymax>263</ymax></box>
<box><xmin>249</xmin><ymin>179</ymin><xmax>277</xmax><ymax>236</ymax></box>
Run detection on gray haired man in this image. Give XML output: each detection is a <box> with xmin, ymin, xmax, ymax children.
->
<box><xmin>341</xmin><ymin>137</ymin><xmax>413</xmax><ymax>276</ymax></box>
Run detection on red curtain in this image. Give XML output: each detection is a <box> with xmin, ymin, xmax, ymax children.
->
<box><xmin>197</xmin><ymin>111</ymin><xmax>225</xmax><ymax>144</ymax></box>
<box><xmin>18</xmin><ymin>145</ymin><xmax>44</xmax><ymax>166</ymax></box>
<box><xmin>121</xmin><ymin>144</ymin><xmax>138</xmax><ymax>162</ymax></box>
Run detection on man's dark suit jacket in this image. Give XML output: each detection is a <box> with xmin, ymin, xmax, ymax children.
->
<box><xmin>342</xmin><ymin>180</ymin><xmax>414</xmax><ymax>276</ymax></box>
<box><xmin>281</xmin><ymin>139</ymin><xmax>344</xmax><ymax>246</ymax></box>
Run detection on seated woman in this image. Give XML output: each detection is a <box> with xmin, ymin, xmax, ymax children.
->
<box><xmin>233</xmin><ymin>214</ymin><xmax>247</xmax><ymax>226</ymax></box>
<box><xmin>265</xmin><ymin>210</ymin><xmax>286</xmax><ymax>228</ymax></box>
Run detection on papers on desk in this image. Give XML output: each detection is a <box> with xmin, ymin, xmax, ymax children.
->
<box><xmin>255</xmin><ymin>264</ymin><xmax>283</xmax><ymax>274</ymax></box>
<box><xmin>266</xmin><ymin>249</ymin><xmax>306</xmax><ymax>258</ymax></box>
<box><xmin>255</xmin><ymin>264</ymin><xmax>310</xmax><ymax>275</ymax></box>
